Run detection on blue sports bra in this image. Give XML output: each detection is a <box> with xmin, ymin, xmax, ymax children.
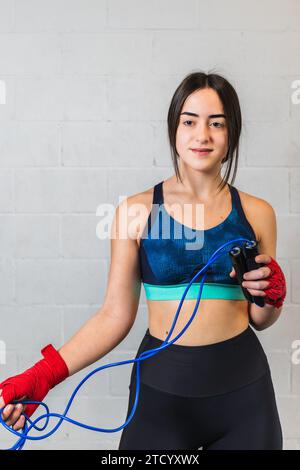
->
<box><xmin>138</xmin><ymin>181</ymin><xmax>257</xmax><ymax>301</ymax></box>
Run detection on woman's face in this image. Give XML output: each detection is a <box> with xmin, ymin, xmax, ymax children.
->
<box><xmin>175</xmin><ymin>87</ymin><xmax>229</xmax><ymax>172</ymax></box>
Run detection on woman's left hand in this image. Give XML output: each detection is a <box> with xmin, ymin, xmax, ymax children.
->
<box><xmin>241</xmin><ymin>254</ymin><xmax>272</xmax><ymax>297</ymax></box>
<box><xmin>230</xmin><ymin>254</ymin><xmax>272</xmax><ymax>297</ymax></box>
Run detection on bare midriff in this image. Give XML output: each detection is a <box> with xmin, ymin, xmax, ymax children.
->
<box><xmin>146</xmin><ymin>297</ymin><xmax>250</xmax><ymax>346</ymax></box>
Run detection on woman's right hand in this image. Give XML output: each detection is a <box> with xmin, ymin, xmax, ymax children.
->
<box><xmin>0</xmin><ymin>390</ymin><xmax>27</xmax><ymax>431</ymax></box>
<box><xmin>0</xmin><ymin>344</ymin><xmax>70</xmax><ymax>432</ymax></box>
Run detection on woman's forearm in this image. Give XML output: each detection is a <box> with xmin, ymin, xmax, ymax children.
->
<box><xmin>58</xmin><ymin>310</ymin><xmax>134</xmax><ymax>376</ymax></box>
<box><xmin>249</xmin><ymin>302</ymin><xmax>282</xmax><ymax>331</ymax></box>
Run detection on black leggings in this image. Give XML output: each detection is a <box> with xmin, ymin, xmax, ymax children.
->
<box><xmin>118</xmin><ymin>325</ymin><xmax>283</xmax><ymax>450</ymax></box>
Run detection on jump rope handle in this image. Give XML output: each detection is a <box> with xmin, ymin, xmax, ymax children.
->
<box><xmin>229</xmin><ymin>240</ymin><xmax>265</xmax><ymax>307</ymax></box>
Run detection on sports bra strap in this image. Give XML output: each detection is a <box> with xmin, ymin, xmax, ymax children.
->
<box><xmin>153</xmin><ymin>181</ymin><xmax>164</xmax><ymax>205</ymax></box>
<box><xmin>229</xmin><ymin>185</ymin><xmax>257</xmax><ymax>240</ymax></box>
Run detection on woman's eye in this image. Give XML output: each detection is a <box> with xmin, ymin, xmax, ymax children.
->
<box><xmin>210</xmin><ymin>122</ymin><xmax>224</xmax><ymax>128</ymax></box>
<box><xmin>183</xmin><ymin>121</ymin><xmax>225</xmax><ymax>128</ymax></box>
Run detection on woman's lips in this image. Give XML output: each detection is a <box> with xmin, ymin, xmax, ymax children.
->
<box><xmin>191</xmin><ymin>149</ymin><xmax>213</xmax><ymax>155</ymax></box>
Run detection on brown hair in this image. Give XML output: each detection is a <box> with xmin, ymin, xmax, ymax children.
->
<box><xmin>167</xmin><ymin>71</ymin><xmax>242</xmax><ymax>194</ymax></box>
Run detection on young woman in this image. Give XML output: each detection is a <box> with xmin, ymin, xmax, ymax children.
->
<box><xmin>0</xmin><ymin>72</ymin><xmax>286</xmax><ymax>450</ymax></box>
<box><xmin>117</xmin><ymin>72</ymin><xmax>286</xmax><ymax>450</ymax></box>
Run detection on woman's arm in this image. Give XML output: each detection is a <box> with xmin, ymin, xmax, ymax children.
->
<box><xmin>245</xmin><ymin>201</ymin><xmax>285</xmax><ymax>330</ymax></box>
<box><xmin>57</xmin><ymin>195</ymin><xmax>142</xmax><ymax>376</ymax></box>
<box><xmin>57</xmin><ymin>310</ymin><xmax>136</xmax><ymax>377</ymax></box>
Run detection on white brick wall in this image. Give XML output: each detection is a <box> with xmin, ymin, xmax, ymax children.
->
<box><xmin>0</xmin><ymin>0</ymin><xmax>299</xmax><ymax>451</ymax></box>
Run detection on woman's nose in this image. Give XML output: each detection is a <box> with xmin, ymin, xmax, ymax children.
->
<box><xmin>195</xmin><ymin>124</ymin><xmax>210</xmax><ymax>141</ymax></box>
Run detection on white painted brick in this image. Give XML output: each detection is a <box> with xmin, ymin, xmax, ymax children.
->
<box><xmin>0</xmin><ymin>79</ymin><xmax>6</xmax><ymax>105</ymax></box>
<box><xmin>63</xmin><ymin>77</ymin><xmax>107</xmax><ymax>121</ymax></box>
<box><xmin>16</xmin><ymin>77</ymin><xmax>64</xmax><ymax>121</ymax></box>
<box><xmin>15</xmin><ymin>0</ymin><xmax>106</xmax><ymax>32</ymax></box>
<box><xmin>0</xmin><ymin>215</ymin><xmax>15</xmax><ymax>257</ymax></box>
<box><xmin>25</xmin><ymin>438</ymin><xmax>109</xmax><ymax>451</ymax></box>
<box><xmin>243</xmin><ymin>32</ymin><xmax>300</xmax><ymax>76</ymax></box>
<box><xmin>62</xmin><ymin>214</ymin><xmax>109</xmax><ymax>258</ymax></box>
<box><xmin>283</xmin><ymin>439</ymin><xmax>300</xmax><ymax>450</ymax></box>
<box><xmin>258</xmin><ymin>306</ymin><xmax>300</xmax><ymax>351</ymax></box>
<box><xmin>1</xmin><ymin>215</ymin><xmax>61</xmax><ymax>259</ymax></box>
<box><xmin>291</xmin><ymin>260</ymin><xmax>300</xmax><ymax>304</ymax></box>
<box><xmin>0</xmin><ymin>77</ymin><xmax>15</xmax><ymax>121</ymax></box>
<box><xmin>0</xmin><ymin>122</ymin><xmax>60</xmax><ymax>167</ymax></box>
<box><xmin>2</xmin><ymin>306</ymin><xmax>62</xmax><ymax>352</ymax></box>
<box><xmin>197</xmin><ymin>0</ymin><xmax>293</xmax><ymax>31</ymax></box>
<box><xmin>108</xmin><ymin>0</ymin><xmax>198</xmax><ymax>29</ymax></box>
<box><xmin>0</xmin><ymin>34</ymin><xmax>61</xmax><ymax>75</ymax></box>
<box><xmin>108</xmin><ymin>350</ymin><xmax>140</xmax><ymax>397</ymax></box>
<box><xmin>238</xmin><ymin>77</ymin><xmax>289</xmax><ymax>123</ymax></box>
<box><xmin>27</xmin><ymin>437</ymin><xmax>118</xmax><ymax>450</ymax></box>
<box><xmin>15</xmin><ymin>259</ymin><xmax>107</xmax><ymax>305</ymax></box>
<box><xmin>108</xmin><ymin>322</ymin><xmax>150</xmax><ymax>394</ymax></box>
<box><xmin>62</xmin><ymin>122</ymin><xmax>155</xmax><ymax>167</ymax></box>
<box><xmin>15</xmin><ymin>395</ymin><xmax>124</xmax><ymax>447</ymax></box>
<box><xmin>277</xmin><ymin>396</ymin><xmax>300</xmax><ymax>439</ymax></box>
<box><xmin>62</xmin><ymin>33</ymin><xmax>152</xmax><ymax>75</ymax></box>
<box><xmin>266</xmin><ymin>351</ymin><xmax>291</xmax><ymax>395</ymax></box>
<box><xmin>153</xmin><ymin>120</ymin><xmax>174</xmax><ymax>167</ymax></box>
<box><xmin>245</xmin><ymin>120</ymin><xmax>300</xmax><ymax>167</ymax></box>
<box><xmin>15</xmin><ymin>169</ymin><xmax>107</xmax><ymax>213</ymax></box>
<box><xmin>233</xmin><ymin>168</ymin><xmax>289</xmax><ymax>214</ymax></box>
<box><xmin>152</xmin><ymin>31</ymin><xmax>244</xmax><ymax>77</ymax></box>
<box><xmin>0</xmin><ymin>0</ymin><xmax>14</xmax><ymax>32</ymax></box>
<box><xmin>291</xmin><ymin>361</ymin><xmax>300</xmax><ymax>394</ymax></box>
<box><xmin>277</xmin><ymin>216</ymin><xmax>300</xmax><ymax>259</ymax></box>
<box><xmin>15</xmin><ymin>215</ymin><xmax>60</xmax><ymax>258</ymax></box>
<box><xmin>108</xmin><ymin>75</ymin><xmax>180</xmax><ymax>121</ymax></box>
<box><xmin>0</xmin><ymin>351</ymin><xmax>18</xmax><ymax>384</ymax></box>
<box><xmin>0</xmin><ymin>260</ymin><xmax>13</xmax><ymax>304</ymax></box>
<box><xmin>289</xmin><ymin>115</ymin><xmax>300</xmax><ymax>154</ymax></box>
<box><xmin>0</xmin><ymin>170</ymin><xmax>14</xmax><ymax>212</ymax></box>
<box><xmin>59</xmin><ymin>395</ymin><xmax>130</xmax><ymax>440</ymax></box>
<box><xmin>107</xmin><ymin>169</ymin><xmax>171</xmax><ymax>206</ymax></box>
<box><xmin>290</xmin><ymin>168</ymin><xmax>300</xmax><ymax>213</ymax></box>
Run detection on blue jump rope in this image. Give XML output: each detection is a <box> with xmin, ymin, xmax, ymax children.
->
<box><xmin>0</xmin><ymin>237</ymin><xmax>254</xmax><ymax>450</ymax></box>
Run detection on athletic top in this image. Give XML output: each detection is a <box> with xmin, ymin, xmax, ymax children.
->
<box><xmin>138</xmin><ymin>181</ymin><xmax>257</xmax><ymax>301</ymax></box>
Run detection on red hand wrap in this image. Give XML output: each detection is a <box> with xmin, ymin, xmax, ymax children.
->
<box><xmin>264</xmin><ymin>257</ymin><xmax>286</xmax><ymax>308</ymax></box>
<box><xmin>0</xmin><ymin>344</ymin><xmax>69</xmax><ymax>419</ymax></box>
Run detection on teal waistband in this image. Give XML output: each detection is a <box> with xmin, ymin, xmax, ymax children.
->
<box><xmin>143</xmin><ymin>282</ymin><xmax>246</xmax><ymax>301</ymax></box>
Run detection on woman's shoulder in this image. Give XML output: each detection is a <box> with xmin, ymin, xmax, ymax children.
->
<box><xmin>236</xmin><ymin>187</ymin><xmax>274</xmax><ymax>212</ymax></box>
<box><xmin>118</xmin><ymin>185</ymin><xmax>155</xmax><ymax>244</ymax></box>
<box><xmin>126</xmin><ymin>185</ymin><xmax>154</xmax><ymax>210</ymax></box>
<box><xmin>236</xmin><ymin>188</ymin><xmax>276</xmax><ymax>243</ymax></box>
